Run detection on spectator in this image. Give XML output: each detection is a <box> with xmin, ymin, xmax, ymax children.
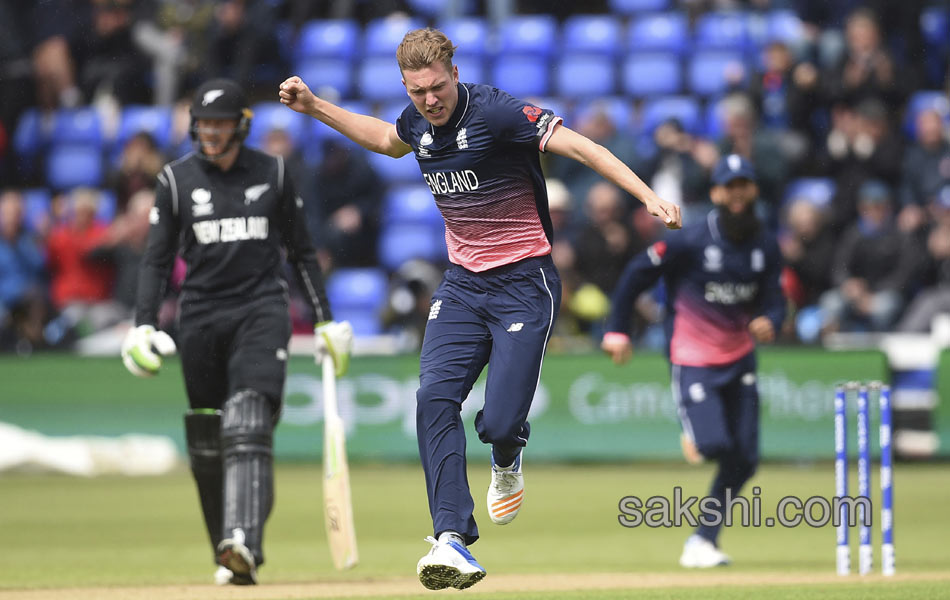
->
<box><xmin>645</xmin><ymin>118</ymin><xmax>713</xmax><ymax>227</ymax></box>
<box><xmin>825</xmin><ymin>7</ymin><xmax>904</xmax><ymax>110</ymax></box>
<box><xmin>0</xmin><ymin>189</ymin><xmax>48</xmax><ymax>352</ymax></box>
<box><xmin>312</xmin><ymin>139</ymin><xmax>382</xmax><ymax>268</ymax></box>
<box><xmin>897</xmin><ymin>185</ymin><xmax>950</xmax><ymax>332</ymax></box>
<box><xmin>779</xmin><ymin>197</ymin><xmax>835</xmax><ymax>308</ymax></box>
<box><xmin>45</xmin><ymin>188</ymin><xmax>120</xmax><ymax>339</ymax></box>
<box><xmin>148</xmin><ymin>0</ymin><xmax>216</xmax><ymax>101</ymax></box>
<box><xmin>897</xmin><ymin>109</ymin><xmax>950</xmax><ymax>235</ymax></box>
<box><xmin>819</xmin><ymin>180</ymin><xmax>921</xmax><ymax>334</ymax></box>
<box><xmin>108</xmin><ymin>131</ymin><xmax>165</xmax><ymax>212</ymax></box>
<box><xmin>200</xmin><ymin>0</ymin><xmax>285</xmax><ymax>96</ymax></box>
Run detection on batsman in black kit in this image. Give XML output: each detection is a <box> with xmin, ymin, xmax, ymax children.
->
<box><xmin>121</xmin><ymin>78</ymin><xmax>353</xmax><ymax>585</ymax></box>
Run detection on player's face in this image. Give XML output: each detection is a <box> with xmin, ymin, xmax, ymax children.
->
<box><xmin>195</xmin><ymin>118</ymin><xmax>239</xmax><ymax>158</ymax></box>
<box><xmin>711</xmin><ymin>178</ymin><xmax>758</xmax><ymax>214</ymax></box>
<box><xmin>402</xmin><ymin>62</ymin><xmax>459</xmax><ymax>127</ymax></box>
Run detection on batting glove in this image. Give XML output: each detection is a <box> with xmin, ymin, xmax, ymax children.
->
<box><xmin>121</xmin><ymin>324</ymin><xmax>177</xmax><ymax>377</ymax></box>
<box><xmin>315</xmin><ymin>320</ymin><xmax>354</xmax><ymax>377</ymax></box>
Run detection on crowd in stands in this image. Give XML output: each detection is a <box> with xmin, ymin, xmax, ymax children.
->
<box><xmin>0</xmin><ymin>0</ymin><xmax>949</xmax><ymax>354</ymax></box>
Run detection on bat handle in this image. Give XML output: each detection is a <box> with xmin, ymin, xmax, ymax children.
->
<box><xmin>322</xmin><ymin>354</ymin><xmax>338</xmax><ymax>418</ymax></box>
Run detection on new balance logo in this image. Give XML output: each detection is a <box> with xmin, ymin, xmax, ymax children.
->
<box><xmin>507</xmin><ymin>323</ymin><xmax>524</xmax><ymax>332</ymax></box>
<box><xmin>428</xmin><ymin>300</ymin><xmax>442</xmax><ymax>320</ymax></box>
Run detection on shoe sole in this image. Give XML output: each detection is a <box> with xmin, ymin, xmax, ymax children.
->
<box><xmin>418</xmin><ymin>564</ymin><xmax>486</xmax><ymax>590</ymax></box>
<box><xmin>217</xmin><ymin>544</ymin><xmax>257</xmax><ymax>584</ymax></box>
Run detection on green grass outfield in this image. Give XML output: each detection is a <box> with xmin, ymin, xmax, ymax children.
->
<box><xmin>1</xmin><ymin>462</ymin><xmax>948</xmax><ymax>599</ymax></box>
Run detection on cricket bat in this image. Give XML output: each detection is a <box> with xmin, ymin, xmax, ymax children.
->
<box><xmin>321</xmin><ymin>354</ymin><xmax>358</xmax><ymax>570</ymax></box>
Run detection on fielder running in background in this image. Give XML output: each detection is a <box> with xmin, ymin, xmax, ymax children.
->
<box><xmin>121</xmin><ymin>78</ymin><xmax>353</xmax><ymax>585</ymax></box>
<box><xmin>602</xmin><ymin>154</ymin><xmax>785</xmax><ymax>568</ymax></box>
<box><xmin>279</xmin><ymin>28</ymin><xmax>681</xmax><ymax>590</ymax></box>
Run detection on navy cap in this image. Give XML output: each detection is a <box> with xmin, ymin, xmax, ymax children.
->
<box><xmin>712</xmin><ymin>154</ymin><xmax>756</xmax><ymax>185</ymax></box>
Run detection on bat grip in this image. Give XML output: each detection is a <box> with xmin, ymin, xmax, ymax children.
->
<box><xmin>322</xmin><ymin>354</ymin><xmax>339</xmax><ymax>418</ymax></box>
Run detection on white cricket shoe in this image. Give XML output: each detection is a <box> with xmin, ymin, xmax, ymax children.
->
<box><xmin>216</xmin><ymin>530</ymin><xmax>258</xmax><ymax>585</ymax></box>
<box><xmin>679</xmin><ymin>535</ymin><xmax>731</xmax><ymax>568</ymax></box>
<box><xmin>214</xmin><ymin>566</ymin><xmax>233</xmax><ymax>586</ymax></box>
<box><xmin>487</xmin><ymin>452</ymin><xmax>524</xmax><ymax>524</ymax></box>
<box><xmin>416</xmin><ymin>536</ymin><xmax>486</xmax><ymax>590</ymax></box>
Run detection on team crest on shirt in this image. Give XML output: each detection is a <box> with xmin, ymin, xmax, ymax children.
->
<box><xmin>456</xmin><ymin>128</ymin><xmax>468</xmax><ymax>149</ymax></box>
<box><xmin>192</xmin><ymin>188</ymin><xmax>213</xmax><ymax>216</ymax></box>
<box><xmin>703</xmin><ymin>245</ymin><xmax>723</xmax><ymax>272</ymax></box>
<box><xmin>244</xmin><ymin>183</ymin><xmax>270</xmax><ymax>205</ymax></box>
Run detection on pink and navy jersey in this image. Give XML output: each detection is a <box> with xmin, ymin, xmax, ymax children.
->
<box><xmin>606</xmin><ymin>211</ymin><xmax>786</xmax><ymax>367</ymax></box>
<box><xmin>394</xmin><ymin>83</ymin><xmax>562</xmax><ymax>272</ymax></box>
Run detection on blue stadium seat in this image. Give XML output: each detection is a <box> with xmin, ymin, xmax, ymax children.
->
<box><xmin>640</xmin><ymin>96</ymin><xmax>701</xmax><ymax>135</ymax></box>
<box><xmin>688</xmin><ymin>51</ymin><xmax>747</xmax><ymax>96</ymax></box>
<box><xmin>21</xmin><ymin>188</ymin><xmax>51</xmax><ymax>232</ymax></box>
<box><xmin>453</xmin><ymin>55</ymin><xmax>485</xmax><ymax>85</ymax></box>
<box><xmin>383</xmin><ymin>185</ymin><xmax>442</xmax><ymax>226</ymax></box>
<box><xmin>531</xmin><ymin>97</ymin><xmax>569</xmax><ymax>123</ymax></box>
<box><xmin>377</xmin><ymin>100</ymin><xmax>410</xmax><ymax>125</ymax></box>
<box><xmin>326</xmin><ymin>267</ymin><xmax>389</xmax><ymax>310</ymax></box>
<box><xmin>784</xmin><ymin>177</ymin><xmax>835</xmax><ymax>208</ymax></box>
<box><xmin>903</xmin><ymin>90</ymin><xmax>950</xmax><ymax>138</ymax></box>
<box><xmin>609</xmin><ymin>0</ymin><xmax>671</xmax><ymax>13</ymax></box>
<box><xmin>367</xmin><ymin>151</ymin><xmax>421</xmax><ymax>184</ymax></box>
<box><xmin>94</xmin><ymin>189</ymin><xmax>117</xmax><ymax>223</ymax></box>
<box><xmin>294</xmin><ymin>20</ymin><xmax>360</xmax><ymax>61</ymax></box>
<box><xmin>438</xmin><ymin>18</ymin><xmax>491</xmax><ymax>57</ymax></box>
<box><xmin>333</xmin><ymin>307</ymin><xmax>383</xmax><ymax>336</ymax></box>
<box><xmin>694</xmin><ymin>11</ymin><xmax>752</xmax><ymax>51</ymax></box>
<box><xmin>622</xmin><ymin>52</ymin><xmax>681</xmax><ymax>98</ymax></box>
<box><xmin>52</xmin><ymin>107</ymin><xmax>103</xmax><ymax>147</ymax></box>
<box><xmin>305</xmin><ymin>100</ymin><xmax>371</xmax><ymax>163</ymax></box>
<box><xmin>115</xmin><ymin>105</ymin><xmax>173</xmax><ymax>151</ymax></box>
<box><xmin>562</xmin><ymin>15</ymin><xmax>622</xmax><ymax>56</ymax></box>
<box><xmin>46</xmin><ymin>144</ymin><xmax>104</xmax><ymax>190</ymax></box>
<box><xmin>921</xmin><ymin>6</ymin><xmax>950</xmax><ymax>48</ymax></box>
<box><xmin>407</xmin><ymin>0</ymin><xmax>452</xmax><ymax>17</ymax></box>
<box><xmin>295</xmin><ymin>58</ymin><xmax>354</xmax><ymax>99</ymax></box>
<box><xmin>363</xmin><ymin>17</ymin><xmax>425</xmax><ymax>56</ymax></box>
<box><xmin>378</xmin><ymin>223</ymin><xmax>448</xmax><ymax>271</ymax></box>
<box><xmin>246</xmin><ymin>102</ymin><xmax>309</xmax><ymax>149</ymax></box>
<box><xmin>704</xmin><ymin>96</ymin><xmax>728</xmax><ymax>139</ymax></box>
<box><xmin>13</xmin><ymin>109</ymin><xmax>48</xmax><ymax>158</ymax></box>
<box><xmin>626</xmin><ymin>13</ymin><xmax>689</xmax><ymax>55</ymax></box>
<box><xmin>358</xmin><ymin>57</ymin><xmax>409</xmax><ymax>101</ymax></box>
<box><xmin>555</xmin><ymin>54</ymin><xmax>616</xmax><ymax>99</ymax></box>
<box><xmin>496</xmin><ymin>16</ymin><xmax>558</xmax><ymax>57</ymax></box>
<box><xmin>764</xmin><ymin>10</ymin><xmax>805</xmax><ymax>46</ymax></box>
<box><xmin>491</xmin><ymin>55</ymin><xmax>550</xmax><ymax>98</ymax></box>
<box><xmin>574</xmin><ymin>97</ymin><xmax>634</xmax><ymax>134</ymax></box>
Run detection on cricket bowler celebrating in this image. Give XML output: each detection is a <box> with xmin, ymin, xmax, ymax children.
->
<box><xmin>602</xmin><ymin>154</ymin><xmax>786</xmax><ymax>567</ymax></box>
<box><xmin>279</xmin><ymin>28</ymin><xmax>681</xmax><ymax>589</ymax></box>
<box><xmin>121</xmin><ymin>78</ymin><xmax>353</xmax><ymax>585</ymax></box>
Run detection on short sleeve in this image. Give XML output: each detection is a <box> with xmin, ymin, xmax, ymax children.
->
<box><xmin>394</xmin><ymin>104</ymin><xmax>415</xmax><ymax>148</ymax></box>
<box><xmin>482</xmin><ymin>89</ymin><xmax>562</xmax><ymax>152</ymax></box>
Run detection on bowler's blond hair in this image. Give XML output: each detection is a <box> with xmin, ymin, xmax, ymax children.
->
<box><xmin>396</xmin><ymin>28</ymin><xmax>457</xmax><ymax>73</ymax></box>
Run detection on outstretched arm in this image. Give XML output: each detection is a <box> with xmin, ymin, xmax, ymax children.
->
<box><xmin>279</xmin><ymin>75</ymin><xmax>412</xmax><ymax>158</ymax></box>
<box><xmin>545</xmin><ymin>125</ymin><xmax>682</xmax><ymax>229</ymax></box>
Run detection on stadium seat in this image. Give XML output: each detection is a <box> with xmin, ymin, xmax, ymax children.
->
<box><xmin>333</xmin><ymin>307</ymin><xmax>384</xmax><ymax>336</ymax></box>
<box><xmin>94</xmin><ymin>189</ymin><xmax>117</xmax><ymax>223</ymax></box>
<box><xmin>294</xmin><ymin>19</ymin><xmax>360</xmax><ymax>61</ymax></box>
<box><xmin>555</xmin><ymin>54</ymin><xmax>616</xmax><ymax>99</ymax></box>
<box><xmin>115</xmin><ymin>105</ymin><xmax>173</xmax><ymax>151</ymax></box>
<box><xmin>574</xmin><ymin>97</ymin><xmax>634</xmax><ymax>134</ymax></box>
<box><xmin>363</xmin><ymin>16</ymin><xmax>425</xmax><ymax>56</ymax></box>
<box><xmin>688</xmin><ymin>51</ymin><xmax>747</xmax><ymax>96</ymax></box>
<box><xmin>640</xmin><ymin>96</ymin><xmax>701</xmax><ymax>135</ymax></box>
<box><xmin>13</xmin><ymin>108</ymin><xmax>48</xmax><ymax>159</ymax></box>
<box><xmin>21</xmin><ymin>188</ymin><xmax>51</xmax><ymax>232</ymax></box>
<box><xmin>920</xmin><ymin>6</ymin><xmax>950</xmax><ymax>49</ymax></box>
<box><xmin>246</xmin><ymin>102</ymin><xmax>309</xmax><ymax>149</ymax></box>
<box><xmin>562</xmin><ymin>15</ymin><xmax>622</xmax><ymax>56</ymax></box>
<box><xmin>46</xmin><ymin>144</ymin><xmax>104</xmax><ymax>190</ymax></box>
<box><xmin>704</xmin><ymin>96</ymin><xmax>729</xmax><ymax>139</ymax></box>
<box><xmin>783</xmin><ymin>177</ymin><xmax>835</xmax><ymax>208</ymax></box>
<box><xmin>438</xmin><ymin>18</ymin><xmax>491</xmax><ymax>57</ymax></box>
<box><xmin>377</xmin><ymin>223</ymin><xmax>448</xmax><ymax>271</ymax></box>
<box><xmin>295</xmin><ymin>58</ymin><xmax>354</xmax><ymax>100</ymax></box>
<box><xmin>627</xmin><ymin>13</ymin><xmax>689</xmax><ymax>55</ymax></box>
<box><xmin>622</xmin><ymin>52</ymin><xmax>681</xmax><ymax>98</ymax></box>
<box><xmin>496</xmin><ymin>16</ymin><xmax>558</xmax><ymax>57</ymax></box>
<box><xmin>358</xmin><ymin>57</ymin><xmax>409</xmax><ymax>101</ymax></box>
<box><xmin>453</xmin><ymin>55</ymin><xmax>486</xmax><ymax>85</ymax></box>
<box><xmin>326</xmin><ymin>267</ymin><xmax>389</xmax><ymax>311</ymax></box>
<box><xmin>367</xmin><ymin>151</ymin><xmax>421</xmax><ymax>184</ymax></box>
<box><xmin>532</xmin><ymin>97</ymin><xmax>569</xmax><ymax>123</ymax></box>
<box><xmin>608</xmin><ymin>0</ymin><xmax>671</xmax><ymax>13</ymax></box>
<box><xmin>694</xmin><ymin>11</ymin><xmax>752</xmax><ymax>51</ymax></box>
<box><xmin>52</xmin><ymin>107</ymin><xmax>104</xmax><ymax>147</ymax></box>
<box><xmin>491</xmin><ymin>55</ymin><xmax>550</xmax><ymax>98</ymax></box>
<box><xmin>902</xmin><ymin>90</ymin><xmax>950</xmax><ymax>138</ymax></box>
<box><xmin>764</xmin><ymin>10</ymin><xmax>805</xmax><ymax>47</ymax></box>
<box><xmin>383</xmin><ymin>185</ymin><xmax>443</xmax><ymax>227</ymax></box>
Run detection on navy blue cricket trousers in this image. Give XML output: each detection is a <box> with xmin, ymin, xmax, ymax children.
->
<box><xmin>416</xmin><ymin>255</ymin><xmax>560</xmax><ymax>544</ymax></box>
<box><xmin>672</xmin><ymin>352</ymin><xmax>759</xmax><ymax>544</ymax></box>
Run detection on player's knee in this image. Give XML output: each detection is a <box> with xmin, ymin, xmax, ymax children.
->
<box><xmin>474</xmin><ymin>410</ymin><xmax>523</xmax><ymax>447</ymax></box>
<box><xmin>221</xmin><ymin>389</ymin><xmax>274</xmax><ymax>454</ymax></box>
<box><xmin>696</xmin><ymin>437</ymin><xmax>733</xmax><ymax>460</ymax></box>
